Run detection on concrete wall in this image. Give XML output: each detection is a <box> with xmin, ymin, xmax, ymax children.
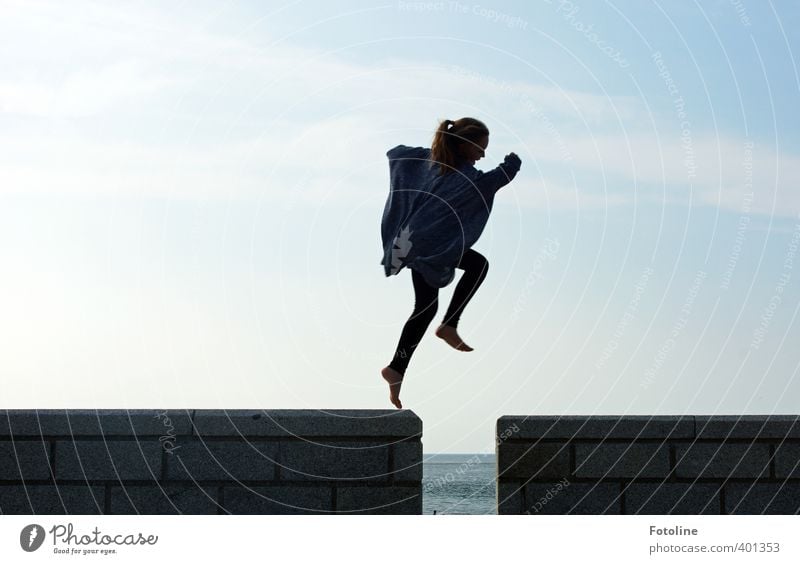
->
<box><xmin>496</xmin><ymin>415</ymin><xmax>800</xmax><ymax>514</ymax></box>
<box><xmin>0</xmin><ymin>409</ymin><xmax>422</xmax><ymax>514</ymax></box>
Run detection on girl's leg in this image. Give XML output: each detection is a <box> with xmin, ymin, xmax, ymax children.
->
<box><xmin>387</xmin><ymin>268</ymin><xmax>440</xmax><ymax>376</ymax></box>
<box><xmin>441</xmin><ymin>248</ymin><xmax>489</xmax><ymax>329</ymax></box>
<box><xmin>383</xmin><ymin>268</ymin><xmax>439</xmax><ymax>408</ymax></box>
<box><xmin>434</xmin><ymin>249</ymin><xmax>488</xmax><ymax>351</ymax></box>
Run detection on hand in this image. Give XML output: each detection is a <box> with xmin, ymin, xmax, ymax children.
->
<box><xmin>503</xmin><ymin>152</ymin><xmax>521</xmax><ymax>169</ymax></box>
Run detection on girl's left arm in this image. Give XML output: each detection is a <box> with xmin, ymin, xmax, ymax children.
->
<box><xmin>472</xmin><ymin>153</ymin><xmax>522</xmax><ymax>199</ymax></box>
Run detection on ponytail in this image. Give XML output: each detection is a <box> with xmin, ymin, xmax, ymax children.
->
<box><xmin>429</xmin><ymin>117</ymin><xmax>489</xmax><ymax>176</ymax></box>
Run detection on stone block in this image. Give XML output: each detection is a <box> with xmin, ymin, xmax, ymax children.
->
<box><xmin>166</xmin><ymin>440</ymin><xmax>277</xmax><ymax>481</ymax></box>
<box><xmin>497</xmin><ymin>442</ymin><xmax>570</xmax><ymax>479</ymax></box>
<box><xmin>725</xmin><ymin>483</ymin><xmax>800</xmax><ymax>514</ymax></box>
<box><xmin>774</xmin><ymin>443</ymin><xmax>800</xmax><ymax>478</ymax></box>
<box><xmin>109</xmin><ymin>484</ymin><xmax>220</xmax><ymax>514</ymax></box>
<box><xmin>193</xmin><ymin>409</ymin><xmax>421</xmax><ymax>438</ymax></box>
<box><xmin>337</xmin><ymin>486</ymin><xmax>421</xmax><ymax>514</ymax></box>
<box><xmin>0</xmin><ymin>441</ymin><xmax>52</xmax><ymax>480</ymax></box>
<box><xmin>54</xmin><ymin>440</ymin><xmax>162</xmax><ymax>481</ymax></box>
<box><xmin>674</xmin><ymin>443</ymin><xmax>771</xmax><ymax>479</ymax></box>
<box><xmin>575</xmin><ymin>443</ymin><xmax>670</xmax><ymax>478</ymax></box>
<box><xmin>279</xmin><ymin>441</ymin><xmax>389</xmax><ymax>482</ymax></box>
<box><xmin>523</xmin><ymin>482</ymin><xmax>620</xmax><ymax>514</ymax></box>
<box><xmin>496</xmin><ymin>481</ymin><xmax>523</xmax><ymax>514</ymax></box>
<box><xmin>0</xmin><ymin>485</ymin><xmax>104</xmax><ymax>514</ymax></box>
<box><xmin>392</xmin><ymin>440</ymin><xmax>422</xmax><ymax>482</ymax></box>
<box><xmin>222</xmin><ymin>485</ymin><xmax>333</xmax><ymax>514</ymax></box>
<box><xmin>696</xmin><ymin>415</ymin><xmax>800</xmax><ymax>439</ymax></box>
<box><xmin>624</xmin><ymin>483</ymin><xmax>721</xmax><ymax>514</ymax></box>
<box><xmin>497</xmin><ymin>416</ymin><xmax>694</xmax><ymax>440</ymax></box>
<box><xmin>0</xmin><ymin>410</ymin><xmax>192</xmax><ymax>437</ymax></box>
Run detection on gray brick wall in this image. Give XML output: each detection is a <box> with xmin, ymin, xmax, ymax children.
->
<box><xmin>496</xmin><ymin>415</ymin><xmax>800</xmax><ymax>514</ymax></box>
<box><xmin>0</xmin><ymin>409</ymin><xmax>422</xmax><ymax>514</ymax></box>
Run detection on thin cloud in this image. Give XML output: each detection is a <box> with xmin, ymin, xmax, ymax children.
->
<box><xmin>2</xmin><ymin>0</ymin><xmax>798</xmax><ymax>221</ymax></box>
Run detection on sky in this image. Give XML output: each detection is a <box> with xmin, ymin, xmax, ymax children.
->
<box><xmin>2</xmin><ymin>0</ymin><xmax>800</xmax><ymax>453</ymax></box>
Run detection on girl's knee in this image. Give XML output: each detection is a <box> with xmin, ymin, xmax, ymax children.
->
<box><xmin>465</xmin><ymin>249</ymin><xmax>488</xmax><ymax>271</ymax></box>
<box><xmin>412</xmin><ymin>298</ymin><xmax>438</xmax><ymax>319</ymax></box>
<box><xmin>476</xmin><ymin>257</ymin><xmax>489</xmax><ymax>277</ymax></box>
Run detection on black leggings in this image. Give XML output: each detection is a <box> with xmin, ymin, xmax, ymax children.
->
<box><xmin>388</xmin><ymin>248</ymin><xmax>489</xmax><ymax>376</ymax></box>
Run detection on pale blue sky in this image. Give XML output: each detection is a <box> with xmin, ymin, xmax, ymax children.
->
<box><xmin>2</xmin><ymin>0</ymin><xmax>800</xmax><ymax>452</ymax></box>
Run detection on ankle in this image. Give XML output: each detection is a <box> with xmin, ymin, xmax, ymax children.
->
<box><xmin>386</xmin><ymin>364</ymin><xmax>405</xmax><ymax>376</ymax></box>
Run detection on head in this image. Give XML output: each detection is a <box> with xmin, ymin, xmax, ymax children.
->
<box><xmin>430</xmin><ymin>117</ymin><xmax>489</xmax><ymax>176</ymax></box>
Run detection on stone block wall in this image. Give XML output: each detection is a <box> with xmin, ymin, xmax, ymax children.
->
<box><xmin>0</xmin><ymin>409</ymin><xmax>422</xmax><ymax>514</ymax></box>
<box><xmin>496</xmin><ymin>415</ymin><xmax>800</xmax><ymax>514</ymax></box>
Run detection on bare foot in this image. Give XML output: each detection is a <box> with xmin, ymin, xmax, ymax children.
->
<box><xmin>381</xmin><ymin>366</ymin><xmax>403</xmax><ymax>409</ymax></box>
<box><xmin>435</xmin><ymin>324</ymin><xmax>474</xmax><ymax>351</ymax></box>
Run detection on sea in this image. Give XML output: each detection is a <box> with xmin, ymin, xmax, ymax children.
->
<box><xmin>422</xmin><ymin>453</ymin><xmax>496</xmax><ymax>515</ymax></box>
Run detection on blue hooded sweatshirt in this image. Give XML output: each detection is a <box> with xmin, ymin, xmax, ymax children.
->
<box><xmin>379</xmin><ymin>145</ymin><xmax>521</xmax><ymax>288</ymax></box>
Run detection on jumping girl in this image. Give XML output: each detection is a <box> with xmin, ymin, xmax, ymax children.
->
<box><xmin>379</xmin><ymin>117</ymin><xmax>522</xmax><ymax>408</ymax></box>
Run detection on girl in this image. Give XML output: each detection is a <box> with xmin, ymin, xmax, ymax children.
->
<box><xmin>379</xmin><ymin>117</ymin><xmax>522</xmax><ymax>408</ymax></box>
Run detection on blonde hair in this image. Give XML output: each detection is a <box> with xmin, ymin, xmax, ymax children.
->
<box><xmin>429</xmin><ymin>117</ymin><xmax>489</xmax><ymax>176</ymax></box>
